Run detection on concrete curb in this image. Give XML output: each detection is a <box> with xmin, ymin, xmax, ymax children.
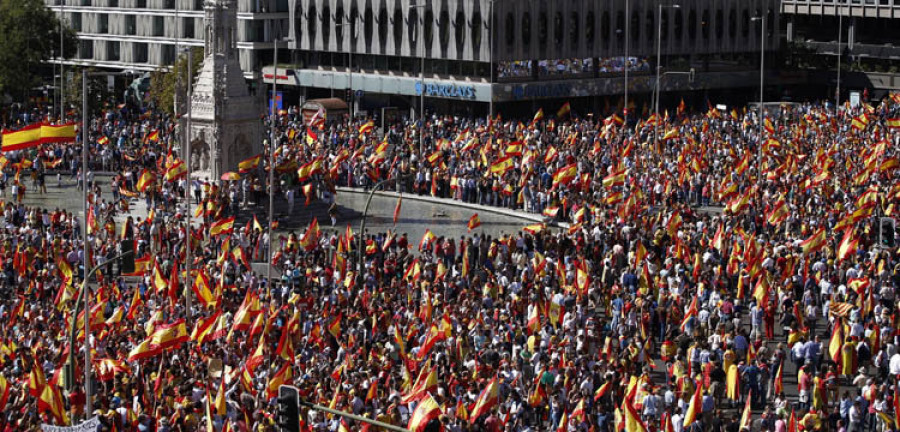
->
<box><xmin>335</xmin><ymin>186</ymin><xmax>547</xmax><ymax>223</ymax></box>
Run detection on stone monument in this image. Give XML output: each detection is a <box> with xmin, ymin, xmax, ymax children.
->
<box><xmin>189</xmin><ymin>0</ymin><xmax>262</xmax><ymax>179</ymax></box>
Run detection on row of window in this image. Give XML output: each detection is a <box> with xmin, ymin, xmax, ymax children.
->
<box><xmin>299</xmin><ymin>5</ymin><xmax>775</xmax><ymax>55</ymax></box>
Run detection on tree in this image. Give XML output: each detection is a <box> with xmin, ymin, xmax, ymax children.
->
<box><xmin>149</xmin><ymin>47</ymin><xmax>204</xmax><ymax>116</ymax></box>
<box><xmin>0</xmin><ymin>0</ymin><xmax>77</xmax><ymax>100</ymax></box>
<box><xmin>66</xmin><ymin>67</ymin><xmax>113</xmax><ymax>115</ymax></box>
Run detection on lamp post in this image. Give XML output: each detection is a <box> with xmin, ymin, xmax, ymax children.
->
<box><xmin>410</xmin><ymin>3</ymin><xmax>427</xmax><ymax>156</ymax></box>
<box><xmin>181</xmin><ymin>47</ymin><xmax>194</xmax><ymax>314</ymax></box>
<box><xmin>751</xmin><ymin>14</ymin><xmax>766</xmax><ymax>185</ymax></box>
<box><xmin>836</xmin><ymin>0</ymin><xmax>844</xmax><ymax>107</ymax></box>
<box><xmin>654</xmin><ymin>3</ymin><xmax>680</xmax><ymax>146</ymax></box>
<box><xmin>357</xmin><ymin>174</ymin><xmax>415</xmax><ymax>290</ymax></box>
<box><xmin>336</xmin><ymin>18</ymin><xmax>354</xmax><ymax>119</ymax></box>
<box><xmin>267</xmin><ymin>36</ymin><xmax>292</xmax><ymax>287</ymax></box>
<box><xmin>79</xmin><ymin>68</ymin><xmax>119</xmax><ymax>414</ymax></box>
<box><xmin>623</xmin><ymin>0</ymin><xmax>629</xmax><ymax>121</ymax></box>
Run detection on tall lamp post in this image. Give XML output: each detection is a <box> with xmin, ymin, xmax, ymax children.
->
<box><xmin>336</xmin><ymin>18</ymin><xmax>354</xmax><ymax>119</ymax></box>
<box><xmin>623</xmin><ymin>0</ymin><xmax>629</xmax><ymax>121</ymax></box>
<box><xmin>752</xmin><ymin>14</ymin><xmax>766</xmax><ymax>176</ymax></box>
<box><xmin>79</xmin><ymin>68</ymin><xmax>120</xmax><ymax>415</ymax></box>
<box><xmin>654</xmin><ymin>3</ymin><xmax>680</xmax><ymax>146</ymax></box>
<box><xmin>835</xmin><ymin>0</ymin><xmax>845</xmax><ymax>107</ymax></box>
<box><xmin>181</xmin><ymin>47</ymin><xmax>194</xmax><ymax>314</ymax></box>
<box><xmin>410</xmin><ymin>3</ymin><xmax>427</xmax><ymax>155</ymax></box>
<box><xmin>267</xmin><ymin>36</ymin><xmax>292</xmax><ymax>287</ymax></box>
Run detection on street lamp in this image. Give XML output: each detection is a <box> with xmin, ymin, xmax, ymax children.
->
<box><xmin>180</xmin><ymin>47</ymin><xmax>194</xmax><ymax>315</ymax></box>
<box><xmin>267</xmin><ymin>36</ymin><xmax>293</xmax><ymax>287</ymax></box>
<box><xmin>410</xmin><ymin>3</ymin><xmax>427</xmax><ymax>156</ymax></box>
<box><xmin>623</xmin><ymin>0</ymin><xmax>629</xmax><ymax>121</ymax></box>
<box><xmin>752</xmin><ymin>14</ymin><xmax>766</xmax><ymax>175</ymax></box>
<box><xmin>336</xmin><ymin>18</ymin><xmax>355</xmax><ymax>119</ymax></box>
<box><xmin>654</xmin><ymin>3</ymin><xmax>680</xmax><ymax>146</ymax></box>
<box><xmin>59</xmin><ymin>1</ymin><xmax>65</xmax><ymax>122</ymax></box>
<box><xmin>835</xmin><ymin>0</ymin><xmax>845</xmax><ymax>107</ymax></box>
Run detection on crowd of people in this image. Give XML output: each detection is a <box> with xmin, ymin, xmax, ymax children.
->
<box><xmin>0</xmin><ymin>90</ymin><xmax>898</xmax><ymax>432</ymax></box>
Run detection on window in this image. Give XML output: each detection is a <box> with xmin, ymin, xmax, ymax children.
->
<box><xmin>322</xmin><ymin>5</ymin><xmax>331</xmax><ymax>45</ymax></box>
<box><xmin>99</xmin><ymin>13</ymin><xmax>109</xmax><ymax>34</ymax></box>
<box><xmin>439</xmin><ymin>10</ymin><xmax>449</xmax><ymax>48</ymax></box>
<box><xmin>585</xmin><ymin>11</ymin><xmax>595</xmax><ymax>49</ymax></box>
<box><xmin>152</xmin><ymin>15</ymin><xmax>163</xmax><ymax>37</ymax></box>
<box><xmin>661</xmin><ymin>10</ymin><xmax>669</xmax><ymax>46</ymax></box>
<box><xmin>645</xmin><ymin>11</ymin><xmax>653</xmax><ymax>45</ymax></box>
<box><xmin>715</xmin><ymin>9</ymin><xmax>724</xmax><ymax>39</ymax></box>
<box><xmin>601</xmin><ymin>11</ymin><xmax>610</xmax><ymax>45</ymax></box>
<box><xmin>393</xmin><ymin>8</ymin><xmax>403</xmax><ymax>45</ymax></box>
<box><xmin>675</xmin><ymin>10</ymin><xmax>683</xmax><ymax>42</ymax></box>
<box><xmin>504</xmin><ymin>13</ymin><xmax>514</xmax><ymax>47</ymax></box>
<box><xmin>538</xmin><ymin>12</ymin><xmax>547</xmax><ymax>47</ymax></box>
<box><xmin>553</xmin><ymin>12</ymin><xmax>563</xmax><ymax>47</ymax></box>
<box><xmin>364</xmin><ymin>6</ymin><xmax>374</xmax><ymax>44</ymax></box>
<box><xmin>742</xmin><ymin>10</ymin><xmax>750</xmax><ymax>38</ymax></box>
<box><xmin>108</xmin><ymin>0</ymin><xmax>117</xmax><ymax>7</ymax></box>
<box><xmin>195</xmin><ymin>0</ymin><xmax>203</xmax><ymax>10</ymax></box>
<box><xmin>455</xmin><ymin>11</ymin><xmax>466</xmax><ymax>49</ymax></box>
<box><xmin>424</xmin><ymin>9</ymin><xmax>433</xmax><ymax>46</ymax></box>
<box><xmin>471</xmin><ymin>12</ymin><xmax>482</xmax><ymax>51</ymax></box>
<box><xmin>688</xmin><ymin>10</ymin><xmax>697</xmax><ymax>41</ymax></box>
<box><xmin>378</xmin><ymin>7</ymin><xmax>388</xmax><ymax>44</ymax></box>
<box><xmin>522</xmin><ymin>12</ymin><xmax>531</xmax><ymax>47</ymax></box>
<box><xmin>163</xmin><ymin>0</ymin><xmax>174</xmax><ymax>9</ymax></box>
<box><xmin>569</xmin><ymin>12</ymin><xmax>579</xmax><ymax>48</ymax></box>
<box><xmin>79</xmin><ymin>40</ymin><xmax>93</xmax><ymax>59</ymax></box>
<box><xmin>134</xmin><ymin>42</ymin><xmax>148</xmax><ymax>63</ymax></box>
<box><xmin>107</xmin><ymin>41</ymin><xmax>120</xmax><ymax>62</ymax></box>
<box><xmin>71</xmin><ymin>12</ymin><xmax>82</xmax><ymax>32</ymax></box>
<box><xmin>183</xmin><ymin>17</ymin><xmax>195</xmax><ymax>39</ymax></box>
<box><xmin>350</xmin><ymin>6</ymin><xmax>359</xmax><ymax>42</ymax></box>
<box><xmin>408</xmin><ymin>9</ymin><xmax>418</xmax><ymax>46</ymax></box>
<box><xmin>136</xmin><ymin>0</ymin><xmax>146</xmax><ymax>7</ymax></box>
<box><xmin>125</xmin><ymin>15</ymin><xmax>136</xmax><ymax>35</ymax></box>
<box><xmin>701</xmin><ymin>9</ymin><xmax>710</xmax><ymax>40</ymax></box>
<box><xmin>631</xmin><ymin>11</ymin><xmax>639</xmax><ymax>41</ymax></box>
<box><xmin>728</xmin><ymin>10</ymin><xmax>736</xmax><ymax>40</ymax></box>
<box><xmin>308</xmin><ymin>4</ymin><xmax>317</xmax><ymax>42</ymax></box>
<box><xmin>615</xmin><ymin>11</ymin><xmax>624</xmax><ymax>43</ymax></box>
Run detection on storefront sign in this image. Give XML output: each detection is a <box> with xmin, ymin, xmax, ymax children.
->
<box><xmin>510</xmin><ymin>83</ymin><xmax>573</xmax><ymax>100</ymax></box>
<box><xmin>415</xmin><ymin>82</ymin><xmax>477</xmax><ymax>100</ymax></box>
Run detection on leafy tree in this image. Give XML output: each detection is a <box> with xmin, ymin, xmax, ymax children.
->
<box><xmin>65</xmin><ymin>67</ymin><xmax>113</xmax><ymax>115</ymax></box>
<box><xmin>150</xmin><ymin>47</ymin><xmax>204</xmax><ymax>116</ymax></box>
<box><xmin>0</xmin><ymin>0</ymin><xmax>77</xmax><ymax>100</ymax></box>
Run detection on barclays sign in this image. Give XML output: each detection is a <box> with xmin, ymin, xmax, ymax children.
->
<box><xmin>415</xmin><ymin>81</ymin><xmax>477</xmax><ymax>100</ymax></box>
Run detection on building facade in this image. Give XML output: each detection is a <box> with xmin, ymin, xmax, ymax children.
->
<box><xmin>282</xmin><ymin>0</ymin><xmax>781</xmax><ymax>117</ymax></box>
<box><xmin>781</xmin><ymin>0</ymin><xmax>900</xmax><ymax>101</ymax></box>
<box><xmin>45</xmin><ymin>0</ymin><xmax>290</xmax><ymax>78</ymax></box>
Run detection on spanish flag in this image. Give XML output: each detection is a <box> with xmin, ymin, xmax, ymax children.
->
<box><xmin>851</xmin><ymin>114</ymin><xmax>870</xmax><ymax>131</ymax></box>
<box><xmin>1</xmin><ymin>123</ymin><xmax>42</xmax><ymax>152</ymax></box>
<box><xmin>401</xmin><ymin>365</ymin><xmax>439</xmax><ymax>404</ymax></box>
<box><xmin>829</xmin><ymin>319</ymin><xmax>843</xmax><ymax>364</ymax></box>
<box><xmin>192</xmin><ymin>272</ymin><xmax>217</xmax><ymax>309</ymax></box>
<box><xmin>466</xmin><ymin>214</ymin><xmax>482</xmax><ymax>233</ymax></box>
<box><xmin>837</xmin><ymin>228</ymin><xmax>858</xmax><ymax>262</ymax></box>
<box><xmin>623</xmin><ymin>398</ymin><xmax>648</xmax><ymax>432</ymax></box>
<box><xmin>164</xmin><ymin>160</ymin><xmax>187</xmax><ymax>181</ymax></box>
<box><xmin>887</xmin><ymin>118</ymin><xmax>900</xmax><ymax>129</ymax></box>
<box><xmin>299</xmin><ymin>218</ymin><xmax>319</xmax><ymax>251</ymax></box>
<box><xmin>469</xmin><ymin>377</ymin><xmax>499</xmax><ymax>423</ymax></box>
<box><xmin>552</xmin><ymin>163</ymin><xmax>577</xmax><ymax>188</ymax></box>
<box><xmin>137</xmin><ymin>170</ymin><xmax>155</xmax><ymax>192</ymax></box>
<box><xmin>419</xmin><ymin>230</ymin><xmax>435</xmax><ymax>250</ymax></box>
<box><xmin>800</xmin><ymin>227</ymin><xmax>827</xmax><ymax>255</ymax></box>
<box><xmin>407</xmin><ymin>393</ymin><xmax>441</xmax><ymax>432</ymax></box>
<box><xmin>490</xmin><ymin>156</ymin><xmax>514</xmax><ymax>175</ymax></box>
<box><xmin>209</xmin><ymin>216</ymin><xmax>235</xmax><ymax>237</ymax></box>
<box><xmin>40</xmin><ymin>123</ymin><xmax>77</xmax><ymax>144</ymax></box>
<box><xmin>327</xmin><ymin>313</ymin><xmax>342</xmax><ymax>339</ymax></box>
<box><xmin>358</xmin><ymin>121</ymin><xmax>375</xmax><ymax>135</ymax></box>
<box><xmin>557</xmin><ymin>102</ymin><xmax>571</xmax><ymax>118</ymax></box>
<box><xmin>38</xmin><ymin>383</ymin><xmax>69</xmax><ymax>425</ymax></box>
<box><xmin>191</xmin><ymin>309</ymin><xmax>222</xmax><ymax>345</ymax></box>
<box><xmin>97</xmin><ymin>136</ymin><xmax>109</xmax><ymax>145</ymax></box>
<box><xmin>0</xmin><ymin>375</ymin><xmax>10</xmax><ymax>412</ymax></box>
<box><xmin>532</xmin><ymin>108</ymin><xmax>545</xmax><ymax>124</ymax></box>
<box><xmin>146</xmin><ymin>129</ymin><xmax>160</xmax><ymax>142</ymax></box>
<box><xmin>682</xmin><ymin>383</ymin><xmax>702</xmax><ymax>427</ymax></box>
<box><xmin>306</xmin><ymin>127</ymin><xmax>318</xmax><ymax>145</ymax></box>
<box><xmin>238</xmin><ymin>154</ymin><xmax>261</xmax><ymax>173</ymax></box>
<box><xmin>602</xmin><ymin>168</ymin><xmax>626</xmax><ymax>188</ymax></box>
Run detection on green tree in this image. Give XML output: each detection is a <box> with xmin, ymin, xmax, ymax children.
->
<box><xmin>150</xmin><ymin>47</ymin><xmax>204</xmax><ymax>116</ymax></box>
<box><xmin>0</xmin><ymin>0</ymin><xmax>77</xmax><ymax>100</ymax></box>
<box><xmin>66</xmin><ymin>67</ymin><xmax>113</xmax><ymax>115</ymax></box>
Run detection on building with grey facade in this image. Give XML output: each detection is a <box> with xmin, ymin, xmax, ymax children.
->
<box><xmin>281</xmin><ymin>0</ymin><xmax>781</xmax><ymax>117</ymax></box>
<box><xmin>781</xmin><ymin>0</ymin><xmax>900</xmax><ymax>102</ymax></box>
<box><xmin>45</xmin><ymin>0</ymin><xmax>289</xmax><ymax>79</ymax></box>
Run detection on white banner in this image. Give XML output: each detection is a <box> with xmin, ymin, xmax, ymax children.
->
<box><xmin>41</xmin><ymin>417</ymin><xmax>100</xmax><ymax>432</ymax></box>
